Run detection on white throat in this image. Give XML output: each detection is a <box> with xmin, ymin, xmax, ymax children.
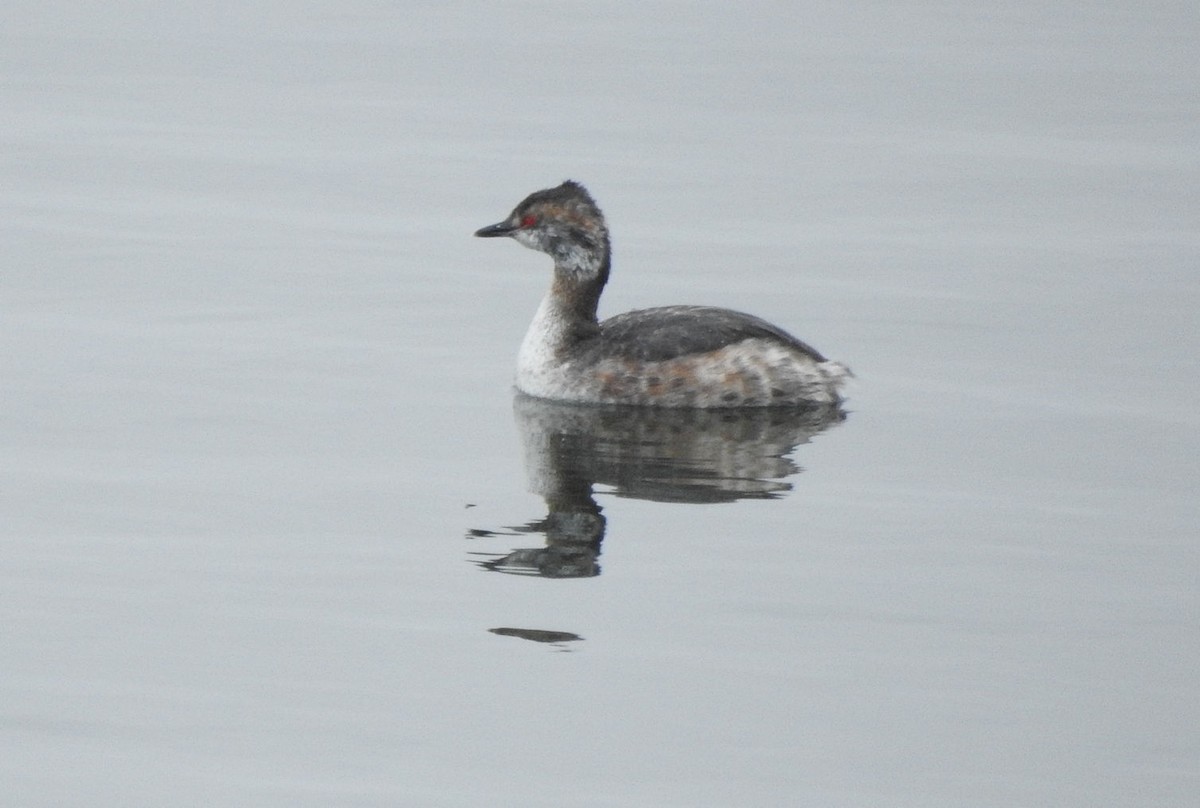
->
<box><xmin>516</xmin><ymin>292</ymin><xmax>574</xmax><ymax>396</ymax></box>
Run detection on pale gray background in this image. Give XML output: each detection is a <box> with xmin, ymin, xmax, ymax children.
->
<box><xmin>3</xmin><ymin>2</ymin><xmax>1197</xmax><ymax>806</ymax></box>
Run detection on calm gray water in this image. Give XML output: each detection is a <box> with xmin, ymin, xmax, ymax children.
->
<box><xmin>4</xmin><ymin>3</ymin><xmax>1197</xmax><ymax>806</ymax></box>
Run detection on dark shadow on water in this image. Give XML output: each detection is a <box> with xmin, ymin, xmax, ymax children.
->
<box><xmin>488</xmin><ymin>627</ymin><xmax>584</xmax><ymax>652</ymax></box>
<box><xmin>467</xmin><ymin>394</ymin><xmax>846</xmax><ymax>580</ymax></box>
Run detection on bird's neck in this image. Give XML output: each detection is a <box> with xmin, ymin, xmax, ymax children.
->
<box><xmin>547</xmin><ymin>233</ymin><xmax>610</xmax><ymax>329</ymax></box>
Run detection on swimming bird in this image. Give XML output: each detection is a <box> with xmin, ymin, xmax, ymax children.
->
<box><xmin>475</xmin><ymin>181</ymin><xmax>849</xmax><ymax>407</ymax></box>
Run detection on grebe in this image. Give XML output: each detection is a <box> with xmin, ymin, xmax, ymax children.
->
<box><xmin>474</xmin><ymin>181</ymin><xmax>850</xmax><ymax>408</ymax></box>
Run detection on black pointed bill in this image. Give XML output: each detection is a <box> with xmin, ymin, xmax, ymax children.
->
<box><xmin>474</xmin><ymin>220</ymin><xmax>517</xmax><ymax>238</ymax></box>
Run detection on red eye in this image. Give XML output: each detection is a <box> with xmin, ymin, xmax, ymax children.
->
<box><xmin>520</xmin><ymin>214</ymin><xmax>537</xmax><ymax>228</ymax></box>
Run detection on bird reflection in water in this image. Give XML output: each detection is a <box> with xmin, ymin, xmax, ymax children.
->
<box><xmin>467</xmin><ymin>395</ymin><xmax>846</xmax><ymax>579</ymax></box>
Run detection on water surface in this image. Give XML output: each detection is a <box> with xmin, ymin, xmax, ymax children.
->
<box><xmin>3</xmin><ymin>3</ymin><xmax>1197</xmax><ymax>806</ymax></box>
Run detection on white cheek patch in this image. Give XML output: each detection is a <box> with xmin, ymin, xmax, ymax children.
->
<box><xmin>512</xmin><ymin>228</ymin><xmax>544</xmax><ymax>251</ymax></box>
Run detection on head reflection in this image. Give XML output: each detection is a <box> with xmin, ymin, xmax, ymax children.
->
<box><xmin>467</xmin><ymin>396</ymin><xmax>845</xmax><ymax>579</ymax></box>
